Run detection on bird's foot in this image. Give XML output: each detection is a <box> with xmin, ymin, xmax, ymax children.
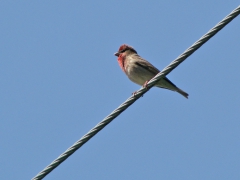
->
<box><xmin>132</xmin><ymin>91</ymin><xmax>137</xmax><ymax>97</ymax></box>
<box><xmin>143</xmin><ymin>80</ymin><xmax>149</xmax><ymax>90</ymax></box>
<box><xmin>132</xmin><ymin>91</ymin><xmax>144</xmax><ymax>98</ymax></box>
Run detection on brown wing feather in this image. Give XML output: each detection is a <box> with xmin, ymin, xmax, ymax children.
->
<box><xmin>133</xmin><ymin>56</ymin><xmax>160</xmax><ymax>75</ymax></box>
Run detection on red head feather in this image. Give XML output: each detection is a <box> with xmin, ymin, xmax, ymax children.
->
<box><xmin>115</xmin><ymin>44</ymin><xmax>137</xmax><ymax>73</ymax></box>
<box><xmin>118</xmin><ymin>44</ymin><xmax>137</xmax><ymax>54</ymax></box>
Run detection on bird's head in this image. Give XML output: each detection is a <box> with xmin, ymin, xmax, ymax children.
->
<box><xmin>114</xmin><ymin>44</ymin><xmax>137</xmax><ymax>57</ymax></box>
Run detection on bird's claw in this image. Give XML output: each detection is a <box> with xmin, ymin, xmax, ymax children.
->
<box><xmin>143</xmin><ymin>80</ymin><xmax>149</xmax><ymax>90</ymax></box>
<box><xmin>132</xmin><ymin>80</ymin><xmax>149</xmax><ymax>97</ymax></box>
<box><xmin>132</xmin><ymin>91</ymin><xmax>137</xmax><ymax>97</ymax></box>
<box><xmin>132</xmin><ymin>91</ymin><xmax>144</xmax><ymax>98</ymax></box>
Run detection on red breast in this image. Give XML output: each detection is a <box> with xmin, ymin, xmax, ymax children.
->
<box><xmin>117</xmin><ymin>54</ymin><xmax>126</xmax><ymax>73</ymax></box>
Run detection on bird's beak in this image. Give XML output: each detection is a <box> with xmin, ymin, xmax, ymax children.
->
<box><xmin>114</xmin><ymin>52</ymin><xmax>120</xmax><ymax>56</ymax></box>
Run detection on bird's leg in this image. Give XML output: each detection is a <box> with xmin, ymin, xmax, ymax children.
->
<box><xmin>132</xmin><ymin>91</ymin><xmax>137</xmax><ymax>97</ymax></box>
<box><xmin>132</xmin><ymin>81</ymin><xmax>150</xmax><ymax>97</ymax></box>
<box><xmin>131</xmin><ymin>81</ymin><xmax>149</xmax><ymax>98</ymax></box>
<box><xmin>143</xmin><ymin>80</ymin><xmax>149</xmax><ymax>90</ymax></box>
<box><xmin>132</xmin><ymin>91</ymin><xmax>144</xmax><ymax>97</ymax></box>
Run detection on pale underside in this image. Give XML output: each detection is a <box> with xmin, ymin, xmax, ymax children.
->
<box><xmin>124</xmin><ymin>54</ymin><xmax>178</xmax><ymax>91</ymax></box>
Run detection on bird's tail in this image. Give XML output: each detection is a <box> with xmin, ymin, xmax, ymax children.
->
<box><xmin>176</xmin><ymin>88</ymin><xmax>189</xmax><ymax>99</ymax></box>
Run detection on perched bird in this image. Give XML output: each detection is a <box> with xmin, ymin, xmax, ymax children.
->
<box><xmin>114</xmin><ymin>44</ymin><xmax>188</xmax><ymax>98</ymax></box>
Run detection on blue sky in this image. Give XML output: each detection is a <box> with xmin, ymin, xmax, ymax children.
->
<box><xmin>1</xmin><ymin>1</ymin><xmax>240</xmax><ymax>180</ymax></box>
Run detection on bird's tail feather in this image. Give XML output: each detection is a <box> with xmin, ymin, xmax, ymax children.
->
<box><xmin>176</xmin><ymin>88</ymin><xmax>189</xmax><ymax>99</ymax></box>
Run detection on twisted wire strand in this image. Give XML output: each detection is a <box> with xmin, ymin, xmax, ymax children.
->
<box><xmin>32</xmin><ymin>6</ymin><xmax>240</xmax><ymax>180</ymax></box>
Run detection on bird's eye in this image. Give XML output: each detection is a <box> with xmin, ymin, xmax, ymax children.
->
<box><xmin>120</xmin><ymin>49</ymin><xmax>126</xmax><ymax>53</ymax></box>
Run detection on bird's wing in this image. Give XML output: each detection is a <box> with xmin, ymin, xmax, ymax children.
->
<box><xmin>133</xmin><ymin>56</ymin><xmax>160</xmax><ymax>75</ymax></box>
<box><xmin>133</xmin><ymin>55</ymin><xmax>178</xmax><ymax>89</ymax></box>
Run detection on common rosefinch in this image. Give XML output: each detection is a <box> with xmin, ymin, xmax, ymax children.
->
<box><xmin>114</xmin><ymin>44</ymin><xmax>189</xmax><ymax>98</ymax></box>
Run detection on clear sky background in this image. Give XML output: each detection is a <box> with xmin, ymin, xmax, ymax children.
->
<box><xmin>1</xmin><ymin>1</ymin><xmax>240</xmax><ymax>180</ymax></box>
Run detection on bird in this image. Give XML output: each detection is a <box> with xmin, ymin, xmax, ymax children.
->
<box><xmin>114</xmin><ymin>44</ymin><xmax>189</xmax><ymax>98</ymax></box>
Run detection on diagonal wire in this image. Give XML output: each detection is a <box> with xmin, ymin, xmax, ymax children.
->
<box><xmin>32</xmin><ymin>6</ymin><xmax>240</xmax><ymax>180</ymax></box>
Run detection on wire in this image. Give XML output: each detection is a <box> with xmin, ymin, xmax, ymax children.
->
<box><xmin>32</xmin><ymin>6</ymin><xmax>240</xmax><ymax>180</ymax></box>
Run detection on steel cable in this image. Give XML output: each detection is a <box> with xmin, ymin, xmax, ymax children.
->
<box><xmin>32</xmin><ymin>6</ymin><xmax>240</xmax><ymax>180</ymax></box>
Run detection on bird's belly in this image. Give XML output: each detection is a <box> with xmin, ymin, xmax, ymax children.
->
<box><xmin>126</xmin><ymin>67</ymin><xmax>155</xmax><ymax>86</ymax></box>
